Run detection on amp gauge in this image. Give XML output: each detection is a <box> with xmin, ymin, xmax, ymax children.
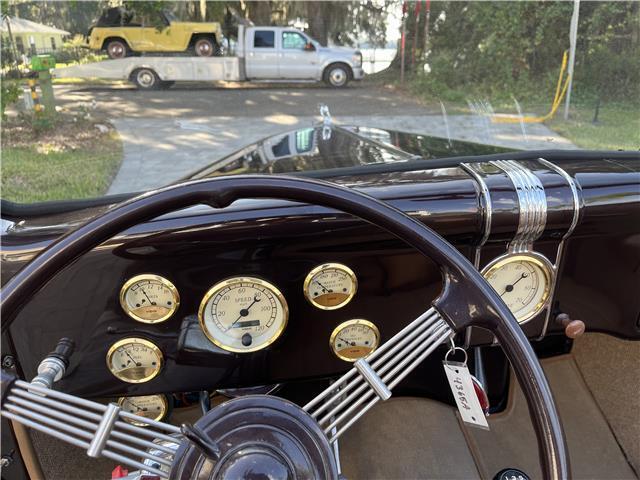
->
<box><xmin>304</xmin><ymin>263</ymin><xmax>357</xmax><ymax>310</ymax></box>
<box><xmin>118</xmin><ymin>394</ymin><xmax>169</xmax><ymax>425</ymax></box>
<box><xmin>120</xmin><ymin>274</ymin><xmax>180</xmax><ymax>324</ymax></box>
<box><xmin>330</xmin><ymin>319</ymin><xmax>380</xmax><ymax>362</ymax></box>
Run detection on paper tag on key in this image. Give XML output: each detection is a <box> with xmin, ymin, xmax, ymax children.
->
<box><xmin>443</xmin><ymin>361</ymin><xmax>490</xmax><ymax>430</ymax></box>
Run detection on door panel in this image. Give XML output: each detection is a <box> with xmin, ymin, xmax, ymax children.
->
<box><xmin>279</xmin><ymin>31</ymin><xmax>318</xmax><ymax>79</ymax></box>
<box><xmin>245</xmin><ymin>29</ymin><xmax>278</xmax><ymax>78</ymax></box>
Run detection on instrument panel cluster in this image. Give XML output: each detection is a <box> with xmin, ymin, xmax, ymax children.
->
<box><xmin>109</xmin><ymin>263</ymin><xmax>378</xmax><ymax>386</ymax></box>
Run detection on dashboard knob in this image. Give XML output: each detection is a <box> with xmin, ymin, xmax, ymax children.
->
<box><xmin>555</xmin><ymin>313</ymin><xmax>585</xmax><ymax>339</ymax></box>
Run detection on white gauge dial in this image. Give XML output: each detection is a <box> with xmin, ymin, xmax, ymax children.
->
<box><xmin>198</xmin><ymin>277</ymin><xmax>289</xmax><ymax>353</ymax></box>
<box><xmin>120</xmin><ymin>274</ymin><xmax>179</xmax><ymax>323</ymax></box>
<box><xmin>330</xmin><ymin>319</ymin><xmax>380</xmax><ymax>362</ymax></box>
<box><xmin>119</xmin><ymin>395</ymin><xmax>168</xmax><ymax>425</ymax></box>
<box><xmin>304</xmin><ymin>263</ymin><xmax>357</xmax><ymax>310</ymax></box>
<box><xmin>106</xmin><ymin>338</ymin><xmax>163</xmax><ymax>383</ymax></box>
<box><xmin>483</xmin><ymin>254</ymin><xmax>553</xmax><ymax>324</ymax></box>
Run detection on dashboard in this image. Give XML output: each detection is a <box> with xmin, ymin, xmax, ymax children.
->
<box><xmin>2</xmin><ymin>156</ymin><xmax>639</xmax><ymax>426</ymax></box>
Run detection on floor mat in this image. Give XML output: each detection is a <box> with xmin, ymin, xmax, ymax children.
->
<box><xmin>462</xmin><ymin>355</ymin><xmax>636</xmax><ymax>479</ymax></box>
<box><xmin>340</xmin><ymin>397</ymin><xmax>481</xmax><ymax>479</ymax></box>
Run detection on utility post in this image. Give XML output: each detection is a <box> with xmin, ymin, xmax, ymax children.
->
<box><xmin>30</xmin><ymin>55</ymin><xmax>57</xmax><ymax>119</ymax></box>
<box><xmin>563</xmin><ymin>0</ymin><xmax>580</xmax><ymax>120</ymax></box>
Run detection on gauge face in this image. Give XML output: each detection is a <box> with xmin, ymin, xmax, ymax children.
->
<box><xmin>330</xmin><ymin>319</ymin><xmax>380</xmax><ymax>362</ymax></box>
<box><xmin>303</xmin><ymin>263</ymin><xmax>357</xmax><ymax>310</ymax></box>
<box><xmin>119</xmin><ymin>394</ymin><xmax>168</xmax><ymax>426</ymax></box>
<box><xmin>106</xmin><ymin>338</ymin><xmax>163</xmax><ymax>383</ymax></box>
<box><xmin>198</xmin><ymin>277</ymin><xmax>289</xmax><ymax>353</ymax></box>
<box><xmin>483</xmin><ymin>254</ymin><xmax>553</xmax><ymax>324</ymax></box>
<box><xmin>120</xmin><ymin>274</ymin><xmax>180</xmax><ymax>324</ymax></box>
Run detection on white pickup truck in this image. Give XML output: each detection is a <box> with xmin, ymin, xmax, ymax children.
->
<box><xmin>53</xmin><ymin>25</ymin><xmax>364</xmax><ymax>89</ymax></box>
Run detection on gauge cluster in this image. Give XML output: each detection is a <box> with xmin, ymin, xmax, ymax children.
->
<box><xmin>109</xmin><ymin>262</ymin><xmax>382</xmax><ymax>385</ymax></box>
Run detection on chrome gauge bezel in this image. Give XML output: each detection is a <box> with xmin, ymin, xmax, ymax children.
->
<box><xmin>106</xmin><ymin>337</ymin><xmax>163</xmax><ymax>384</ymax></box>
<box><xmin>118</xmin><ymin>394</ymin><xmax>169</xmax><ymax>426</ymax></box>
<box><xmin>303</xmin><ymin>263</ymin><xmax>358</xmax><ymax>310</ymax></box>
<box><xmin>198</xmin><ymin>276</ymin><xmax>289</xmax><ymax>353</ymax></box>
<box><xmin>119</xmin><ymin>274</ymin><xmax>180</xmax><ymax>324</ymax></box>
<box><xmin>330</xmin><ymin>319</ymin><xmax>380</xmax><ymax>362</ymax></box>
<box><xmin>481</xmin><ymin>252</ymin><xmax>554</xmax><ymax>324</ymax></box>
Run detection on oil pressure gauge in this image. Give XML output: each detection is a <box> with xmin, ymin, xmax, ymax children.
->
<box><xmin>304</xmin><ymin>263</ymin><xmax>357</xmax><ymax>310</ymax></box>
<box><xmin>120</xmin><ymin>274</ymin><xmax>180</xmax><ymax>324</ymax></box>
<box><xmin>330</xmin><ymin>319</ymin><xmax>380</xmax><ymax>362</ymax></box>
<box><xmin>106</xmin><ymin>338</ymin><xmax>163</xmax><ymax>383</ymax></box>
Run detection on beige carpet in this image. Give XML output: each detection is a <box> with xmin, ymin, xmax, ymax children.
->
<box><xmin>573</xmin><ymin>334</ymin><xmax>640</xmax><ymax>474</ymax></box>
<box><xmin>463</xmin><ymin>355</ymin><xmax>637</xmax><ymax>479</ymax></box>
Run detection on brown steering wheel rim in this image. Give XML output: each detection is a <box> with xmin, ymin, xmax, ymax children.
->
<box><xmin>1</xmin><ymin>175</ymin><xmax>569</xmax><ymax>479</ymax></box>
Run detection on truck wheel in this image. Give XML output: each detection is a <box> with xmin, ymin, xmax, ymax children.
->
<box><xmin>194</xmin><ymin>38</ymin><xmax>215</xmax><ymax>57</ymax></box>
<box><xmin>132</xmin><ymin>68</ymin><xmax>160</xmax><ymax>90</ymax></box>
<box><xmin>323</xmin><ymin>63</ymin><xmax>351</xmax><ymax>87</ymax></box>
<box><xmin>106</xmin><ymin>39</ymin><xmax>129</xmax><ymax>59</ymax></box>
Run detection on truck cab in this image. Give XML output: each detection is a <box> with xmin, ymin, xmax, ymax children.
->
<box><xmin>240</xmin><ymin>26</ymin><xmax>364</xmax><ymax>87</ymax></box>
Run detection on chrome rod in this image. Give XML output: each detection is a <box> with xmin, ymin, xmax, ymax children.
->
<box><xmin>1</xmin><ymin>411</ymin><xmax>91</xmax><ymax>450</ymax></box>
<box><xmin>111</xmin><ymin>430</ymin><xmax>179</xmax><ymax>455</ymax></box>
<box><xmin>114</xmin><ymin>421</ymin><xmax>181</xmax><ymax>444</ymax></box>
<box><xmin>118</xmin><ymin>412</ymin><xmax>181</xmax><ymax>434</ymax></box>
<box><xmin>16</xmin><ymin>381</ymin><xmax>107</xmax><ymax>411</ymax></box>
<box><xmin>304</xmin><ymin>308</ymin><xmax>436</xmax><ymax>412</ymax></box>
<box><xmin>7</xmin><ymin>395</ymin><xmax>98</xmax><ymax>432</ymax></box>
<box><xmin>11</xmin><ymin>388</ymin><xmax>103</xmax><ymax>422</ymax></box>
<box><xmin>330</xmin><ymin>396</ymin><xmax>379</xmax><ymax>442</ymax></box>
<box><xmin>101</xmin><ymin>449</ymin><xmax>166</xmax><ymax>478</ymax></box>
<box><xmin>309</xmin><ymin>310</ymin><xmax>439</xmax><ymax>418</ymax></box>
<box><xmin>317</xmin><ymin>320</ymin><xmax>445</xmax><ymax>426</ymax></box>
<box><xmin>5</xmin><ymin>403</ymin><xmax>96</xmax><ymax>441</ymax></box>
<box><xmin>105</xmin><ymin>439</ymin><xmax>173</xmax><ymax>468</ymax></box>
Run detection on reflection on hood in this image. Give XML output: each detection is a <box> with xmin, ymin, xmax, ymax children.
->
<box><xmin>185</xmin><ymin>124</ymin><xmax>511</xmax><ymax>180</ymax></box>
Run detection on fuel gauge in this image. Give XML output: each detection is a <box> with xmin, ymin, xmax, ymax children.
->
<box><xmin>304</xmin><ymin>263</ymin><xmax>357</xmax><ymax>310</ymax></box>
<box><xmin>330</xmin><ymin>319</ymin><xmax>380</xmax><ymax>362</ymax></box>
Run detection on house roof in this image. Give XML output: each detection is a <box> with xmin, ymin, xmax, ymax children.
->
<box><xmin>0</xmin><ymin>16</ymin><xmax>70</xmax><ymax>36</ymax></box>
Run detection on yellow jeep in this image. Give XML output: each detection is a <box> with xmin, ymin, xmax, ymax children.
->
<box><xmin>88</xmin><ymin>8</ymin><xmax>223</xmax><ymax>59</ymax></box>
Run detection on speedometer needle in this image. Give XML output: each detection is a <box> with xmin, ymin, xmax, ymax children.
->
<box><xmin>227</xmin><ymin>295</ymin><xmax>261</xmax><ymax>331</ymax></box>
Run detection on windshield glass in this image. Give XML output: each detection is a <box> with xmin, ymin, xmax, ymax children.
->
<box><xmin>1</xmin><ymin>1</ymin><xmax>638</xmax><ymax>204</ymax></box>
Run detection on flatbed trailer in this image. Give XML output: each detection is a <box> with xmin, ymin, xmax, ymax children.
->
<box><xmin>52</xmin><ymin>25</ymin><xmax>364</xmax><ymax>89</ymax></box>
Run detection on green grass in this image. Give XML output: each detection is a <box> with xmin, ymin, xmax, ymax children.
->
<box><xmin>548</xmin><ymin>104</ymin><xmax>640</xmax><ymax>151</ymax></box>
<box><xmin>1</xmin><ymin>131</ymin><xmax>123</xmax><ymax>203</ymax></box>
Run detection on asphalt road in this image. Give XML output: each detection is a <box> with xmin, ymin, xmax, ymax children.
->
<box><xmin>54</xmin><ymin>82</ymin><xmax>432</xmax><ymax>119</ymax></box>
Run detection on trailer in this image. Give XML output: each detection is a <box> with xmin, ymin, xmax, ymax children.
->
<box><xmin>53</xmin><ymin>26</ymin><xmax>364</xmax><ymax>89</ymax></box>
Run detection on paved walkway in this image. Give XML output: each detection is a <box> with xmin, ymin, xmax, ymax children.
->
<box><xmin>108</xmin><ymin>114</ymin><xmax>575</xmax><ymax>195</ymax></box>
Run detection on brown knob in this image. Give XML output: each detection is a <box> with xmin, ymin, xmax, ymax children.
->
<box><xmin>555</xmin><ymin>313</ymin><xmax>586</xmax><ymax>339</ymax></box>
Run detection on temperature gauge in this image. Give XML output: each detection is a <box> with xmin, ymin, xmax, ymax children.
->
<box><xmin>120</xmin><ymin>274</ymin><xmax>180</xmax><ymax>324</ymax></box>
<box><xmin>106</xmin><ymin>338</ymin><xmax>163</xmax><ymax>383</ymax></box>
<box><xmin>330</xmin><ymin>319</ymin><xmax>380</xmax><ymax>362</ymax></box>
<box><xmin>304</xmin><ymin>263</ymin><xmax>357</xmax><ymax>310</ymax></box>
<box><xmin>118</xmin><ymin>394</ymin><xmax>169</xmax><ymax>425</ymax></box>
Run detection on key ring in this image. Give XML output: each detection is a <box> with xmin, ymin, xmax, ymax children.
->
<box><xmin>444</xmin><ymin>337</ymin><xmax>468</xmax><ymax>366</ymax></box>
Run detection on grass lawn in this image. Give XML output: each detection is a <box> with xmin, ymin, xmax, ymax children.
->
<box><xmin>548</xmin><ymin>104</ymin><xmax>640</xmax><ymax>151</ymax></box>
<box><xmin>2</xmin><ymin>118</ymin><xmax>123</xmax><ymax>203</ymax></box>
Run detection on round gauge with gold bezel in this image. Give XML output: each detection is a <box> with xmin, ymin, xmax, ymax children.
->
<box><xmin>199</xmin><ymin>277</ymin><xmax>289</xmax><ymax>353</ymax></box>
<box><xmin>304</xmin><ymin>263</ymin><xmax>357</xmax><ymax>310</ymax></box>
<box><xmin>106</xmin><ymin>338</ymin><xmax>163</xmax><ymax>383</ymax></box>
<box><xmin>118</xmin><ymin>394</ymin><xmax>169</xmax><ymax>425</ymax></box>
<box><xmin>120</xmin><ymin>274</ymin><xmax>180</xmax><ymax>324</ymax></box>
<box><xmin>330</xmin><ymin>319</ymin><xmax>380</xmax><ymax>362</ymax></box>
<box><xmin>482</xmin><ymin>253</ymin><xmax>553</xmax><ymax>324</ymax></box>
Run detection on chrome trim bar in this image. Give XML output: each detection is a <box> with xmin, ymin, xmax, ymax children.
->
<box><xmin>460</xmin><ymin>163</ymin><xmax>493</xmax><ymax>267</ymax></box>
<box><xmin>1</xmin><ymin>380</ymin><xmax>182</xmax><ymax>478</ymax></box>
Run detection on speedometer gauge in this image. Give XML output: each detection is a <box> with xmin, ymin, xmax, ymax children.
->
<box><xmin>330</xmin><ymin>319</ymin><xmax>380</xmax><ymax>362</ymax></box>
<box><xmin>482</xmin><ymin>253</ymin><xmax>553</xmax><ymax>324</ymax></box>
<box><xmin>106</xmin><ymin>338</ymin><xmax>163</xmax><ymax>383</ymax></box>
<box><xmin>120</xmin><ymin>274</ymin><xmax>179</xmax><ymax>324</ymax></box>
<box><xmin>304</xmin><ymin>263</ymin><xmax>357</xmax><ymax>310</ymax></box>
<box><xmin>198</xmin><ymin>277</ymin><xmax>288</xmax><ymax>353</ymax></box>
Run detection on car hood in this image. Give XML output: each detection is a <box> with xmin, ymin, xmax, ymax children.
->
<box><xmin>185</xmin><ymin>124</ymin><xmax>512</xmax><ymax>180</ymax></box>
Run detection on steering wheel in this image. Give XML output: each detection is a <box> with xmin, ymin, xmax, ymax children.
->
<box><xmin>1</xmin><ymin>176</ymin><xmax>569</xmax><ymax>480</ymax></box>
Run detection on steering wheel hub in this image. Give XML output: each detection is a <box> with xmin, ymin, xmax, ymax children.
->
<box><xmin>170</xmin><ymin>395</ymin><xmax>337</xmax><ymax>480</ymax></box>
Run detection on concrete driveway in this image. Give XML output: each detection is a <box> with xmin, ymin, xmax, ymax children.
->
<box><xmin>53</xmin><ymin>83</ymin><xmax>575</xmax><ymax>194</ymax></box>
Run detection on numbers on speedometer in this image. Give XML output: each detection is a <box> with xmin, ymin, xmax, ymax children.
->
<box><xmin>482</xmin><ymin>253</ymin><xmax>553</xmax><ymax>324</ymax></box>
<box><xmin>198</xmin><ymin>277</ymin><xmax>288</xmax><ymax>353</ymax></box>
